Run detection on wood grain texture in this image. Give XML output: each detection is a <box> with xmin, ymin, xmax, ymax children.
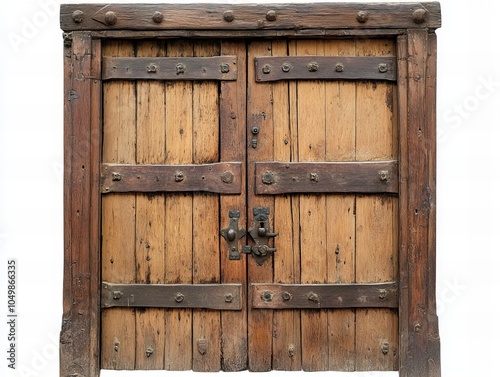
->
<box><xmin>246</xmin><ymin>40</ymin><xmax>274</xmax><ymax>372</ymax></box>
<box><xmin>60</xmin><ymin>2</ymin><xmax>442</xmax><ymax>32</ymax></box>
<box><xmin>355</xmin><ymin>38</ymin><xmax>399</xmax><ymax>371</ymax></box>
<box><xmin>100</xmin><ymin>40</ymin><xmax>137</xmax><ymax>371</ymax></box>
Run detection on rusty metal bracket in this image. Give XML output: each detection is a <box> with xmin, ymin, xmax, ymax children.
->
<box><xmin>220</xmin><ymin>210</ymin><xmax>246</xmax><ymax>260</ymax></box>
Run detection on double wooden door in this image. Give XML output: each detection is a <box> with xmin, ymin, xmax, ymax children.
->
<box><xmin>99</xmin><ymin>37</ymin><xmax>399</xmax><ymax>372</ymax></box>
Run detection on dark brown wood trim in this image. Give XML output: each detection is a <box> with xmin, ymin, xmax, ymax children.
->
<box><xmin>255</xmin><ymin>56</ymin><xmax>397</xmax><ymax>82</ymax></box>
<box><xmin>255</xmin><ymin>161</ymin><xmax>398</xmax><ymax>194</ymax></box>
<box><xmin>252</xmin><ymin>283</ymin><xmax>398</xmax><ymax>309</ymax></box>
<box><xmin>102</xmin><ymin>56</ymin><xmax>238</xmax><ymax>81</ymax></box>
<box><xmin>61</xmin><ymin>3</ymin><xmax>441</xmax><ymax>32</ymax></box>
<box><xmin>398</xmin><ymin>30</ymin><xmax>441</xmax><ymax>377</ymax></box>
<box><xmin>101</xmin><ymin>162</ymin><xmax>242</xmax><ymax>194</ymax></box>
<box><xmin>60</xmin><ymin>31</ymin><xmax>97</xmax><ymax>377</ymax></box>
<box><xmin>101</xmin><ymin>282</ymin><xmax>242</xmax><ymax>310</ymax></box>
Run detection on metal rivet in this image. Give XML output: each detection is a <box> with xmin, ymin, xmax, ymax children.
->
<box><xmin>307</xmin><ymin>292</ymin><xmax>320</xmax><ymax>303</ymax></box>
<box><xmin>357</xmin><ymin>10</ymin><xmax>369</xmax><ymax>23</ymax></box>
<box><xmin>230</xmin><ymin>112</ymin><xmax>237</xmax><ymax>119</ymax></box>
<box><xmin>223</xmin><ymin>10</ymin><xmax>234</xmax><ymax>22</ymax></box>
<box><xmin>114</xmin><ymin>339</ymin><xmax>120</xmax><ymax>352</ymax></box>
<box><xmin>112</xmin><ymin>172</ymin><xmax>122</xmax><ymax>181</ymax></box>
<box><xmin>308</xmin><ymin>62</ymin><xmax>319</xmax><ymax>72</ymax></box>
<box><xmin>112</xmin><ymin>291</ymin><xmax>122</xmax><ymax>300</ymax></box>
<box><xmin>152</xmin><ymin>11</ymin><xmax>163</xmax><ymax>23</ymax></box>
<box><xmin>220</xmin><ymin>62</ymin><xmax>230</xmax><ymax>73</ymax></box>
<box><xmin>335</xmin><ymin>62</ymin><xmax>344</xmax><ymax>72</ymax></box>
<box><xmin>266</xmin><ymin>10</ymin><xmax>277</xmax><ymax>21</ymax></box>
<box><xmin>378</xmin><ymin>63</ymin><xmax>388</xmax><ymax>73</ymax></box>
<box><xmin>288</xmin><ymin>344</ymin><xmax>295</xmax><ymax>357</ymax></box>
<box><xmin>381</xmin><ymin>341</ymin><xmax>390</xmax><ymax>355</ymax></box>
<box><xmin>146</xmin><ymin>347</ymin><xmax>153</xmax><ymax>357</ymax></box>
<box><xmin>226</xmin><ymin>228</ymin><xmax>236</xmax><ymax>242</ymax></box>
<box><xmin>251</xmin><ymin>126</ymin><xmax>260</xmax><ymax>135</ymax></box>
<box><xmin>262</xmin><ymin>64</ymin><xmax>272</xmax><ymax>74</ymax></box>
<box><xmin>262</xmin><ymin>171</ymin><xmax>274</xmax><ymax>185</ymax></box>
<box><xmin>147</xmin><ymin>63</ymin><xmax>158</xmax><ymax>73</ymax></box>
<box><xmin>197</xmin><ymin>339</ymin><xmax>208</xmax><ymax>355</ymax></box>
<box><xmin>175</xmin><ymin>293</ymin><xmax>184</xmax><ymax>303</ymax></box>
<box><xmin>261</xmin><ymin>291</ymin><xmax>272</xmax><ymax>302</ymax></box>
<box><xmin>378</xmin><ymin>170</ymin><xmax>389</xmax><ymax>181</ymax></box>
<box><xmin>379</xmin><ymin>289</ymin><xmax>388</xmax><ymax>299</ymax></box>
<box><xmin>310</xmin><ymin>172</ymin><xmax>319</xmax><ymax>182</ymax></box>
<box><xmin>175</xmin><ymin>171</ymin><xmax>184</xmax><ymax>182</ymax></box>
<box><xmin>104</xmin><ymin>11</ymin><xmax>117</xmax><ymax>26</ymax></box>
<box><xmin>282</xmin><ymin>292</ymin><xmax>292</xmax><ymax>301</ymax></box>
<box><xmin>282</xmin><ymin>63</ymin><xmax>291</xmax><ymax>72</ymax></box>
<box><xmin>221</xmin><ymin>171</ymin><xmax>234</xmax><ymax>184</ymax></box>
<box><xmin>414</xmin><ymin>323</ymin><xmax>422</xmax><ymax>332</ymax></box>
<box><xmin>412</xmin><ymin>8</ymin><xmax>427</xmax><ymax>24</ymax></box>
<box><xmin>72</xmin><ymin>10</ymin><xmax>84</xmax><ymax>23</ymax></box>
<box><xmin>176</xmin><ymin>63</ymin><xmax>186</xmax><ymax>75</ymax></box>
<box><xmin>225</xmin><ymin>293</ymin><xmax>234</xmax><ymax>303</ymax></box>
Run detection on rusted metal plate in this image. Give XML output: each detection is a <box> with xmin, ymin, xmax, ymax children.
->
<box><xmin>60</xmin><ymin>3</ymin><xmax>442</xmax><ymax>32</ymax></box>
<box><xmin>255</xmin><ymin>161</ymin><xmax>398</xmax><ymax>194</ymax></box>
<box><xmin>101</xmin><ymin>162</ymin><xmax>242</xmax><ymax>194</ymax></box>
<box><xmin>102</xmin><ymin>56</ymin><xmax>237</xmax><ymax>80</ymax></box>
<box><xmin>102</xmin><ymin>282</ymin><xmax>242</xmax><ymax>310</ymax></box>
<box><xmin>255</xmin><ymin>56</ymin><xmax>397</xmax><ymax>82</ymax></box>
<box><xmin>252</xmin><ymin>283</ymin><xmax>398</xmax><ymax>309</ymax></box>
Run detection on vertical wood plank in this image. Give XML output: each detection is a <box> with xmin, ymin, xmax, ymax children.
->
<box><xmin>192</xmin><ymin>40</ymin><xmax>221</xmax><ymax>372</ymax></box>
<box><xmin>100</xmin><ymin>40</ymin><xmax>137</xmax><ymax>370</ymax></box>
<box><xmin>325</xmin><ymin>39</ymin><xmax>356</xmax><ymax>371</ymax></box>
<box><xmin>164</xmin><ymin>40</ymin><xmax>194</xmax><ymax>371</ymax></box>
<box><xmin>60</xmin><ymin>31</ymin><xmax>94</xmax><ymax>377</ymax></box>
<box><xmin>247</xmin><ymin>40</ymin><xmax>274</xmax><ymax>372</ymax></box>
<box><xmin>135</xmin><ymin>41</ymin><xmax>166</xmax><ymax>370</ymax></box>
<box><xmin>220</xmin><ymin>40</ymin><xmax>248</xmax><ymax>371</ymax></box>
<box><xmin>355</xmin><ymin>38</ymin><xmax>399</xmax><ymax>371</ymax></box>
<box><xmin>296</xmin><ymin>39</ymin><xmax>329</xmax><ymax>372</ymax></box>
<box><xmin>271</xmin><ymin>39</ymin><xmax>302</xmax><ymax>371</ymax></box>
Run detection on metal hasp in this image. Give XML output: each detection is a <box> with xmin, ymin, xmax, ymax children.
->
<box><xmin>243</xmin><ymin>206</ymin><xmax>278</xmax><ymax>265</ymax></box>
<box><xmin>220</xmin><ymin>210</ymin><xmax>246</xmax><ymax>260</ymax></box>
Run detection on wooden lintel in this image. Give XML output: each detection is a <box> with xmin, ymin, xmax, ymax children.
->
<box><xmin>255</xmin><ymin>161</ymin><xmax>398</xmax><ymax>194</ymax></box>
<box><xmin>102</xmin><ymin>282</ymin><xmax>242</xmax><ymax>310</ymax></box>
<box><xmin>101</xmin><ymin>162</ymin><xmax>242</xmax><ymax>194</ymax></box>
<box><xmin>255</xmin><ymin>56</ymin><xmax>397</xmax><ymax>82</ymax></box>
<box><xmin>252</xmin><ymin>283</ymin><xmax>398</xmax><ymax>309</ymax></box>
<box><xmin>61</xmin><ymin>3</ymin><xmax>441</xmax><ymax>32</ymax></box>
<box><xmin>102</xmin><ymin>56</ymin><xmax>238</xmax><ymax>81</ymax></box>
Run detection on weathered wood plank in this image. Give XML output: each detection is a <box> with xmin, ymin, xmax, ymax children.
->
<box><xmin>296</xmin><ymin>39</ymin><xmax>329</xmax><ymax>372</ymax></box>
<box><xmin>134</xmin><ymin>40</ymin><xmax>166</xmax><ymax>370</ymax></box>
<box><xmin>101</xmin><ymin>162</ymin><xmax>241</xmax><ymax>194</ymax></box>
<box><xmin>255</xmin><ymin>161</ymin><xmax>398</xmax><ymax>194</ymax></box>
<box><xmin>255</xmin><ymin>56</ymin><xmax>397</xmax><ymax>82</ymax></box>
<box><xmin>271</xmin><ymin>39</ymin><xmax>301</xmax><ymax>371</ymax></box>
<box><xmin>102</xmin><ymin>283</ymin><xmax>242</xmax><ymax>310</ymax></box>
<box><xmin>61</xmin><ymin>3</ymin><xmax>442</xmax><ymax>31</ymax></box>
<box><xmin>102</xmin><ymin>55</ymin><xmax>237</xmax><ymax>81</ymax></box>
<box><xmin>324</xmin><ymin>38</ymin><xmax>356</xmax><ymax>372</ymax></box>
<box><xmin>100</xmin><ymin>40</ymin><xmax>137</xmax><ymax>371</ymax></box>
<box><xmin>246</xmin><ymin>40</ymin><xmax>274</xmax><ymax>372</ymax></box>
<box><xmin>164</xmin><ymin>39</ymin><xmax>194</xmax><ymax>371</ymax></box>
<box><xmin>219</xmin><ymin>40</ymin><xmax>248</xmax><ymax>372</ymax></box>
<box><xmin>252</xmin><ymin>283</ymin><xmax>398</xmax><ymax>309</ymax></box>
<box><xmin>192</xmin><ymin>40</ymin><xmax>222</xmax><ymax>372</ymax></box>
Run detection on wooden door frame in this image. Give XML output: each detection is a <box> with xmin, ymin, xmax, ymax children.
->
<box><xmin>60</xmin><ymin>3</ymin><xmax>441</xmax><ymax>376</ymax></box>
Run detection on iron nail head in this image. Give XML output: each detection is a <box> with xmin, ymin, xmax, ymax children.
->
<box><xmin>378</xmin><ymin>63</ymin><xmax>388</xmax><ymax>73</ymax></box>
<box><xmin>357</xmin><ymin>10</ymin><xmax>369</xmax><ymax>23</ymax></box>
<box><xmin>72</xmin><ymin>10</ymin><xmax>84</xmax><ymax>23</ymax></box>
<box><xmin>335</xmin><ymin>62</ymin><xmax>345</xmax><ymax>72</ymax></box>
<box><xmin>104</xmin><ymin>11</ymin><xmax>117</xmax><ymax>26</ymax></box>
<box><xmin>266</xmin><ymin>10</ymin><xmax>277</xmax><ymax>21</ymax></box>
<box><xmin>223</xmin><ymin>10</ymin><xmax>234</xmax><ymax>22</ymax></box>
<box><xmin>282</xmin><ymin>63</ymin><xmax>292</xmax><ymax>72</ymax></box>
<box><xmin>152</xmin><ymin>11</ymin><xmax>163</xmax><ymax>23</ymax></box>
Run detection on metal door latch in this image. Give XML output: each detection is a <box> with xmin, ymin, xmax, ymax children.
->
<box><xmin>220</xmin><ymin>210</ymin><xmax>246</xmax><ymax>260</ymax></box>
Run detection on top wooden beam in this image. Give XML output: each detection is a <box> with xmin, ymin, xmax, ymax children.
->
<box><xmin>61</xmin><ymin>3</ymin><xmax>441</xmax><ymax>32</ymax></box>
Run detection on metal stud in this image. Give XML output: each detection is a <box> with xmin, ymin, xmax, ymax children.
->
<box><xmin>357</xmin><ymin>10</ymin><xmax>369</xmax><ymax>23</ymax></box>
<box><xmin>379</xmin><ymin>289</ymin><xmax>388</xmax><ymax>299</ymax></box>
<box><xmin>261</xmin><ymin>291</ymin><xmax>272</xmax><ymax>302</ymax></box>
<box><xmin>308</xmin><ymin>62</ymin><xmax>319</xmax><ymax>72</ymax></box>
<box><xmin>104</xmin><ymin>11</ymin><xmax>117</xmax><ymax>26</ymax></box>
<box><xmin>146</xmin><ymin>63</ymin><xmax>158</xmax><ymax>73</ymax></box>
<box><xmin>221</xmin><ymin>171</ymin><xmax>234</xmax><ymax>184</ymax></box>
<box><xmin>111</xmin><ymin>172</ymin><xmax>122</xmax><ymax>181</ymax></box>
<box><xmin>281</xmin><ymin>63</ymin><xmax>291</xmax><ymax>72</ymax></box>
<box><xmin>266</xmin><ymin>10</ymin><xmax>277</xmax><ymax>21</ymax></box>
<box><xmin>381</xmin><ymin>341</ymin><xmax>390</xmax><ymax>355</ymax></box>
<box><xmin>152</xmin><ymin>11</ymin><xmax>164</xmax><ymax>23</ymax></box>
<box><xmin>378</xmin><ymin>170</ymin><xmax>389</xmax><ymax>181</ymax></box>
<box><xmin>112</xmin><ymin>291</ymin><xmax>122</xmax><ymax>300</ymax></box>
<box><xmin>378</xmin><ymin>63</ymin><xmax>388</xmax><ymax>73</ymax></box>
<box><xmin>262</xmin><ymin>64</ymin><xmax>272</xmax><ymax>74</ymax></box>
<box><xmin>175</xmin><ymin>292</ymin><xmax>185</xmax><ymax>303</ymax></box>
<box><xmin>262</xmin><ymin>171</ymin><xmax>274</xmax><ymax>185</ymax></box>
<box><xmin>281</xmin><ymin>292</ymin><xmax>292</xmax><ymax>301</ymax></box>
<box><xmin>175</xmin><ymin>171</ymin><xmax>185</xmax><ymax>182</ymax></box>
<box><xmin>412</xmin><ymin>8</ymin><xmax>427</xmax><ymax>24</ymax></box>
<box><xmin>310</xmin><ymin>172</ymin><xmax>319</xmax><ymax>182</ymax></box>
<box><xmin>146</xmin><ymin>347</ymin><xmax>154</xmax><ymax>357</ymax></box>
<box><xmin>335</xmin><ymin>62</ymin><xmax>344</xmax><ymax>72</ymax></box>
<box><xmin>220</xmin><ymin>62</ymin><xmax>230</xmax><ymax>73</ymax></box>
<box><xmin>72</xmin><ymin>10</ymin><xmax>84</xmax><ymax>23</ymax></box>
<box><xmin>175</xmin><ymin>63</ymin><xmax>186</xmax><ymax>75</ymax></box>
<box><xmin>223</xmin><ymin>10</ymin><xmax>234</xmax><ymax>22</ymax></box>
<box><xmin>225</xmin><ymin>293</ymin><xmax>234</xmax><ymax>303</ymax></box>
<box><xmin>307</xmin><ymin>292</ymin><xmax>320</xmax><ymax>303</ymax></box>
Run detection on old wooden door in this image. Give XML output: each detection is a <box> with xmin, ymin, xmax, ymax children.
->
<box><xmin>60</xmin><ymin>3</ymin><xmax>441</xmax><ymax>377</ymax></box>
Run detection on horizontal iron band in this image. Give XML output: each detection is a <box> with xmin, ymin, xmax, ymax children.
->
<box><xmin>255</xmin><ymin>160</ymin><xmax>398</xmax><ymax>194</ymax></box>
<box><xmin>102</xmin><ymin>56</ymin><xmax>237</xmax><ymax>81</ymax></box>
<box><xmin>102</xmin><ymin>282</ymin><xmax>242</xmax><ymax>310</ymax></box>
<box><xmin>252</xmin><ymin>282</ymin><xmax>398</xmax><ymax>309</ymax></box>
<box><xmin>255</xmin><ymin>56</ymin><xmax>397</xmax><ymax>82</ymax></box>
<box><xmin>101</xmin><ymin>162</ymin><xmax>242</xmax><ymax>194</ymax></box>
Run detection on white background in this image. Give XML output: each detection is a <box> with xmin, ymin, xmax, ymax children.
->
<box><xmin>0</xmin><ymin>0</ymin><xmax>498</xmax><ymax>376</ymax></box>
